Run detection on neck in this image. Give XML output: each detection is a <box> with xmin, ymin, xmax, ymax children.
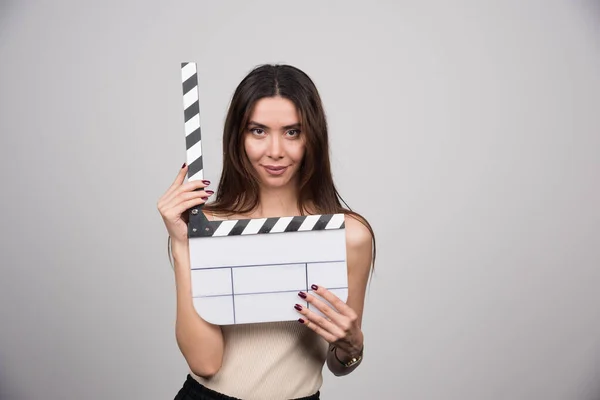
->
<box><xmin>254</xmin><ymin>182</ymin><xmax>301</xmax><ymax>218</ymax></box>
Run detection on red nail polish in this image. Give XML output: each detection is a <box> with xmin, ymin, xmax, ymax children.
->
<box><xmin>202</xmin><ymin>180</ymin><xmax>210</xmax><ymax>185</ymax></box>
<box><xmin>294</xmin><ymin>304</ymin><xmax>302</xmax><ymax>311</ymax></box>
<box><xmin>205</xmin><ymin>190</ymin><xmax>214</xmax><ymax>195</ymax></box>
<box><xmin>201</xmin><ymin>196</ymin><xmax>208</xmax><ymax>200</ymax></box>
<box><xmin>298</xmin><ymin>318</ymin><xmax>305</xmax><ymax>323</ymax></box>
<box><xmin>298</xmin><ymin>292</ymin><xmax>307</xmax><ymax>299</ymax></box>
<box><xmin>311</xmin><ymin>284</ymin><xmax>319</xmax><ymax>290</ymax></box>
<box><xmin>181</xmin><ymin>163</ymin><xmax>186</xmax><ymax>169</ymax></box>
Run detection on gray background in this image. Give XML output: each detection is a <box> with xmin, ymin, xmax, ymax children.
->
<box><xmin>1</xmin><ymin>1</ymin><xmax>600</xmax><ymax>399</ymax></box>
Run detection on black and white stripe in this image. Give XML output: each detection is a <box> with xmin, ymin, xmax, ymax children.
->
<box><xmin>196</xmin><ymin>214</ymin><xmax>346</xmax><ymax>237</ymax></box>
<box><xmin>181</xmin><ymin>62</ymin><xmax>203</xmax><ymax>182</ymax></box>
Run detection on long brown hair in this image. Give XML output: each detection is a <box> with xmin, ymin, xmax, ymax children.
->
<box><xmin>170</xmin><ymin>64</ymin><xmax>376</xmax><ymax>271</ymax></box>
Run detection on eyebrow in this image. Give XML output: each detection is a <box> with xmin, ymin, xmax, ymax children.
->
<box><xmin>248</xmin><ymin>120</ymin><xmax>301</xmax><ymax>130</ymax></box>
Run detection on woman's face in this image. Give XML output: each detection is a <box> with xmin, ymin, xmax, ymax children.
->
<box><xmin>244</xmin><ymin>96</ymin><xmax>306</xmax><ymax>189</ymax></box>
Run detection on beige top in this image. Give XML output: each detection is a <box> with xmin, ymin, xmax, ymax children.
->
<box><xmin>191</xmin><ymin>212</ymin><xmax>329</xmax><ymax>399</ymax></box>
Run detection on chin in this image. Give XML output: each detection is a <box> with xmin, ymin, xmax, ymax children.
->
<box><xmin>257</xmin><ymin>172</ymin><xmax>297</xmax><ymax>188</ymax></box>
<box><xmin>260</xmin><ymin>178</ymin><xmax>293</xmax><ymax>188</ymax></box>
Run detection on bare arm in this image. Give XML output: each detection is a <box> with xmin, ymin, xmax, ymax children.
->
<box><xmin>172</xmin><ymin>239</ymin><xmax>224</xmax><ymax>378</ymax></box>
<box><xmin>158</xmin><ymin>164</ymin><xmax>224</xmax><ymax>377</ymax></box>
<box><xmin>325</xmin><ymin>215</ymin><xmax>372</xmax><ymax>376</ymax></box>
<box><xmin>294</xmin><ymin>214</ymin><xmax>373</xmax><ymax>377</ymax></box>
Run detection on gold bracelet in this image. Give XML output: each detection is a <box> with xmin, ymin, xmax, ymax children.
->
<box><xmin>333</xmin><ymin>345</ymin><xmax>364</xmax><ymax>368</ymax></box>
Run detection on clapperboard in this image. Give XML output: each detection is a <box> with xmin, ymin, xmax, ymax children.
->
<box><xmin>180</xmin><ymin>62</ymin><xmax>348</xmax><ymax>325</ymax></box>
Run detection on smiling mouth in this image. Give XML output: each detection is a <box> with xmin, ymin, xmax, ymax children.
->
<box><xmin>262</xmin><ymin>165</ymin><xmax>288</xmax><ymax>175</ymax></box>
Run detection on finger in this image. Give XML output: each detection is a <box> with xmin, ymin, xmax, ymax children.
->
<box><xmin>160</xmin><ymin>177</ymin><xmax>211</xmax><ymax>210</ymax></box>
<box><xmin>158</xmin><ymin>163</ymin><xmax>188</xmax><ymax>208</ymax></box>
<box><xmin>294</xmin><ymin>303</ymin><xmax>343</xmax><ymax>341</ymax></box>
<box><xmin>166</xmin><ymin>163</ymin><xmax>189</xmax><ymax>195</ymax></box>
<box><xmin>165</xmin><ymin>181</ymin><xmax>212</xmax><ymax>209</ymax></box>
<box><xmin>301</xmin><ymin>290</ymin><xmax>346</xmax><ymax>326</ymax></box>
<box><xmin>160</xmin><ymin>190</ymin><xmax>213</xmax><ymax>218</ymax></box>
<box><xmin>310</xmin><ymin>284</ymin><xmax>357</xmax><ymax>320</ymax></box>
<box><xmin>297</xmin><ymin>313</ymin><xmax>339</xmax><ymax>343</ymax></box>
<box><xmin>180</xmin><ymin>178</ymin><xmax>212</xmax><ymax>194</ymax></box>
<box><xmin>166</xmin><ymin>195</ymin><xmax>210</xmax><ymax>221</ymax></box>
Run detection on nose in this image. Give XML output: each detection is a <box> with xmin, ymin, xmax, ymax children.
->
<box><xmin>267</xmin><ymin>134</ymin><xmax>284</xmax><ymax>159</ymax></box>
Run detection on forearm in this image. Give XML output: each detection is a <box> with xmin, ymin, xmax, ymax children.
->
<box><xmin>326</xmin><ymin>344</ymin><xmax>363</xmax><ymax>377</ymax></box>
<box><xmin>172</xmin><ymin>240</ymin><xmax>224</xmax><ymax>377</ymax></box>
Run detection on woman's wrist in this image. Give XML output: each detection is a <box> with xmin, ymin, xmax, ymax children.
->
<box><xmin>170</xmin><ymin>238</ymin><xmax>190</xmax><ymax>261</ymax></box>
<box><xmin>334</xmin><ymin>344</ymin><xmax>363</xmax><ymax>362</ymax></box>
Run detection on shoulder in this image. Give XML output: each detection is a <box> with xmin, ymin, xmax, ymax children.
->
<box><xmin>343</xmin><ymin>213</ymin><xmax>373</xmax><ymax>253</ymax></box>
<box><xmin>343</xmin><ymin>213</ymin><xmax>374</xmax><ymax>277</ymax></box>
<box><xmin>341</xmin><ymin>213</ymin><xmax>374</xmax><ymax>319</ymax></box>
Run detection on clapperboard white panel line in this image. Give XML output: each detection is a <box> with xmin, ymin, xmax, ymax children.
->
<box><xmin>179</xmin><ymin>62</ymin><xmax>348</xmax><ymax>325</ymax></box>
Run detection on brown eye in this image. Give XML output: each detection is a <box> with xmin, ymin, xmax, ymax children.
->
<box><xmin>286</xmin><ymin>129</ymin><xmax>300</xmax><ymax>137</ymax></box>
<box><xmin>250</xmin><ymin>128</ymin><xmax>265</xmax><ymax>135</ymax></box>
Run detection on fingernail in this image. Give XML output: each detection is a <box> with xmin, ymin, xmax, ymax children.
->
<box><xmin>298</xmin><ymin>291</ymin><xmax>307</xmax><ymax>299</ymax></box>
<box><xmin>311</xmin><ymin>284</ymin><xmax>319</xmax><ymax>290</ymax></box>
<box><xmin>298</xmin><ymin>318</ymin><xmax>305</xmax><ymax>324</ymax></box>
<box><xmin>205</xmin><ymin>190</ymin><xmax>214</xmax><ymax>195</ymax></box>
<box><xmin>294</xmin><ymin>304</ymin><xmax>302</xmax><ymax>311</ymax></box>
<box><xmin>181</xmin><ymin>163</ymin><xmax>186</xmax><ymax>169</ymax></box>
<box><xmin>202</xmin><ymin>180</ymin><xmax>211</xmax><ymax>185</ymax></box>
<box><xmin>201</xmin><ymin>196</ymin><xmax>208</xmax><ymax>200</ymax></box>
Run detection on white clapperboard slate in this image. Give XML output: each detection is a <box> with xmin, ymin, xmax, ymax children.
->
<box><xmin>180</xmin><ymin>62</ymin><xmax>348</xmax><ymax>325</ymax></box>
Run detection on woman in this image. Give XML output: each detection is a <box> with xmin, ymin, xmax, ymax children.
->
<box><xmin>158</xmin><ymin>64</ymin><xmax>376</xmax><ymax>400</ymax></box>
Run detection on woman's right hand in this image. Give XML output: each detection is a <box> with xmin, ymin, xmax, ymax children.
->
<box><xmin>157</xmin><ymin>163</ymin><xmax>213</xmax><ymax>245</ymax></box>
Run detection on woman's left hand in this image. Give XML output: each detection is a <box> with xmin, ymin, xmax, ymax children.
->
<box><xmin>295</xmin><ymin>285</ymin><xmax>363</xmax><ymax>356</ymax></box>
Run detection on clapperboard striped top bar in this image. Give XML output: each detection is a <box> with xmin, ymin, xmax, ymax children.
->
<box><xmin>195</xmin><ymin>213</ymin><xmax>345</xmax><ymax>237</ymax></box>
<box><xmin>181</xmin><ymin>62</ymin><xmax>203</xmax><ymax>182</ymax></box>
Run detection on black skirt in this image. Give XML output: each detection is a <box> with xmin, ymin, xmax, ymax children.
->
<box><xmin>174</xmin><ymin>374</ymin><xmax>321</xmax><ymax>400</ymax></box>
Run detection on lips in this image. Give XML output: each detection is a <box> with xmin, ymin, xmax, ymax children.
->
<box><xmin>262</xmin><ymin>165</ymin><xmax>288</xmax><ymax>175</ymax></box>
